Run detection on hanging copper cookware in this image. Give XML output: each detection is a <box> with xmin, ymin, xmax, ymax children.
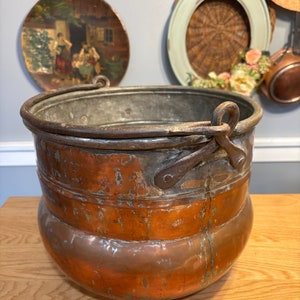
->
<box><xmin>262</xmin><ymin>12</ymin><xmax>300</xmax><ymax>104</ymax></box>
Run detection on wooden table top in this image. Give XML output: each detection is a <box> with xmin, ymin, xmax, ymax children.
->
<box><xmin>0</xmin><ymin>195</ymin><xmax>299</xmax><ymax>299</ymax></box>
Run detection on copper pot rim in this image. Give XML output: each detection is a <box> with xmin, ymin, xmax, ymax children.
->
<box><xmin>20</xmin><ymin>84</ymin><xmax>262</xmax><ymax>141</ymax></box>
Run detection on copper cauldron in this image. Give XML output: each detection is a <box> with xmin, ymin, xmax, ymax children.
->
<box><xmin>20</xmin><ymin>80</ymin><xmax>262</xmax><ymax>299</ymax></box>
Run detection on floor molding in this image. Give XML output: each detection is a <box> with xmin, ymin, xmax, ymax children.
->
<box><xmin>253</xmin><ymin>137</ymin><xmax>300</xmax><ymax>163</ymax></box>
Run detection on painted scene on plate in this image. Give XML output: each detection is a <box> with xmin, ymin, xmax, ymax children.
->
<box><xmin>21</xmin><ymin>0</ymin><xmax>129</xmax><ymax>90</ymax></box>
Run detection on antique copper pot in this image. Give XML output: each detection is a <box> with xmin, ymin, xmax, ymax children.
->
<box><xmin>20</xmin><ymin>80</ymin><xmax>262</xmax><ymax>299</ymax></box>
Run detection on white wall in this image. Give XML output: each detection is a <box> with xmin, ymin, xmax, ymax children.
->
<box><xmin>0</xmin><ymin>0</ymin><xmax>299</xmax><ymax>206</ymax></box>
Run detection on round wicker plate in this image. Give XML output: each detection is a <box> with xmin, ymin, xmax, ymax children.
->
<box><xmin>168</xmin><ymin>0</ymin><xmax>271</xmax><ymax>85</ymax></box>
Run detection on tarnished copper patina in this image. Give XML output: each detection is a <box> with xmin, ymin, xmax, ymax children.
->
<box><xmin>20</xmin><ymin>79</ymin><xmax>262</xmax><ymax>299</ymax></box>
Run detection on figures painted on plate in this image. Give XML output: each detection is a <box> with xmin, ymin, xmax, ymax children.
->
<box><xmin>52</xmin><ymin>32</ymin><xmax>73</xmax><ymax>83</ymax></box>
<box><xmin>21</xmin><ymin>0</ymin><xmax>129</xmax><ymax>90</ymax></box>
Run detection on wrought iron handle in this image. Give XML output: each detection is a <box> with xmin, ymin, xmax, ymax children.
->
<box><xmin>154</xmin><ymin>101</ymin><xmax>246</xmax><ymax>189</ymax></box>
<box><xmin>211</xmin><ymin>101</ymin><xmax>246</xmax><ymax>169</ymax></box>
<box><xmin>92</xmin><ymin>75</ymin><xmax>111</xmax><ymax>87</ymax></box>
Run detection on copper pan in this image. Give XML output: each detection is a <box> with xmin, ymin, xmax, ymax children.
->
<box><xmin>262</xmin><ymin>12</ymin><xmax>300</xmax><ymax>104</ymax></box>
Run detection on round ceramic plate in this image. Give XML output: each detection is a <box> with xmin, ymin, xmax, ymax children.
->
<box><xmin>21</xmin><ymin>0</ymin><xmax>129</xmax><ymax>90</ymax></box>
<box><xmin>167</xmin><ymin>0</ymin><xmax>271</xmax><ymax>85</ymax></box>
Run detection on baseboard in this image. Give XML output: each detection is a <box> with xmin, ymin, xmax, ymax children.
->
<box><xmin>0</xmin><ymin>137</ymin><xmax>299</xmax><ymax>167</ymax></box>
<box><xmin>0</xmin><ymin>141</ymin><xmax>36</xmax><ymax>166</ymax></box>
<box><xmin>253</xmin><ymin>137</ymin><xmax>300</xmax><ymax>162</ymax></box>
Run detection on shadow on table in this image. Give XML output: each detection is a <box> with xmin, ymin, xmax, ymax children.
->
<box><xmin>64</xmin><ymin>269</ymin><xmax>232</xmax><ymax>300</ymax></box>
<box><xmin>179</xmin><ymin>270</ymin><xmax>232</xmax><ymax>299</ymax></box>
<box><xmin>66</xmin><ymin>279</ymin><xmax>111</xmax><ymax>299</ymax></box>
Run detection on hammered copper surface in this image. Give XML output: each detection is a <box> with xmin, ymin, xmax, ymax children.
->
<box><xmin>20</xmin><ymin>84</ymin><xmax>262</xmax><ymax>299</ymax></box>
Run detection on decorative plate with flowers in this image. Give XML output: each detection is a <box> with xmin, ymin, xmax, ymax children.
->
<box><xmin>187</xmin><ymin>49</ymin><xmax>271</xmax><ymax>96</ymax></box>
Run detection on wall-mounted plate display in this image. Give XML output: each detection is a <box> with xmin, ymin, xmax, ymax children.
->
<box><xmin>167</xmin><ymin>0</ymin><xmax>271</xmax><ymax>85</ymax></box>
<box><xmin>21</xmin><ymin>0</ymin><xmax>129</xmax><ymax>91</ymax></box>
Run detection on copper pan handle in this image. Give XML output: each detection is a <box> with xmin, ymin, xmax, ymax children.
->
<box><xmin>293</xmin><ymin>12</ymin><xmax>300</xmax><ymax>55</ymax></box>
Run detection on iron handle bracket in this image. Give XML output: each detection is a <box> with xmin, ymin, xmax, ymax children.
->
<box><xmin>154</xmin><ymin>101</ymin><xmax>246</xmax><ymax>189</ymax></box>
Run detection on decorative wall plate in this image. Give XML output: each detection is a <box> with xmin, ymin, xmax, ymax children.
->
<box><xmin>21</xmin><ymin>0</ymin><xmax>129</xmax><ymax>90</ymax></box>
<box><xmin>168</xmin><ymin>0</ymin><xmax>271</xmax><ymax>85</ymax></box>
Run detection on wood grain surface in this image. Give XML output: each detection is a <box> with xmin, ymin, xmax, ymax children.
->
<box><xmin>0</xmin><ymin>195</ymin><xmax>299</xmax><ymax>299</ymax></box>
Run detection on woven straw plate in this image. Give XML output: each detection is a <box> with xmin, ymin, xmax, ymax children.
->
<box><xmin>168</xmin><ymin>0</ymin><xmax>271</xmax><ymax>85</ymax></box>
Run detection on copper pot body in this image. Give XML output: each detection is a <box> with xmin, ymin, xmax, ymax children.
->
<box><xmin>20</xmin><ymin>85</ymin><xmax>262</xmax><ymax>299</ymax></box>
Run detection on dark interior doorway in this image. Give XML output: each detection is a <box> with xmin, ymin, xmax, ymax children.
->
<box><xmin>69</xmin><ymin>23</ymin><xmax>86</xmax><ymax>56</ymax></box>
